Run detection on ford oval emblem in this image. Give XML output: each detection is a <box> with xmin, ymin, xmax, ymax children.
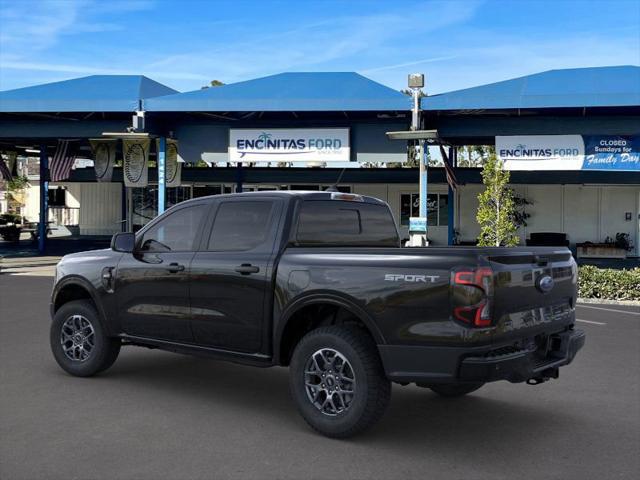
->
<box><xmin>536</xmin><ymin>274</ymin><xmax>554</xmax><ymax>293</ymax></box>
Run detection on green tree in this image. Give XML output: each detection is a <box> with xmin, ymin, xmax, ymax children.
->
<box><xmin>201</xmin><ymin>79</ymin><xmax>225</xmax><ymax>89</ymax></box>
<box><xmin>476</xmin><ymin>153</ymin><xmax>519</xmax><ymax>247</ymax></box>
<box><xmin>457</xmin><ymin>145</ymin><xmax>495</xmax><ymax>167</ymax></box>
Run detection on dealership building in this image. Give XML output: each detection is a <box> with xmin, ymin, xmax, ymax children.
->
<box><xmin>1</xmin><ymin>66</ymin><xmax>639</xmax><ymax>256</ymax></box>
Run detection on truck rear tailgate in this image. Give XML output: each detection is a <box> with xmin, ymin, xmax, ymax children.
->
<box><xmin>488</xmin><ymin>249</ymin><xmax>577</xmax><ymax>344</ymax></box>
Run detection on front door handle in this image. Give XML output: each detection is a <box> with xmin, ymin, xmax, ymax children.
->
<box><xmin>167</xmin><ymin>262</ymin><xmax>185</xmax><ymax>273</ymax></box>
<box><xmin>235</xmin><ymin>264</ymin><xmax>260</xmax><ymax>275</ymax></box>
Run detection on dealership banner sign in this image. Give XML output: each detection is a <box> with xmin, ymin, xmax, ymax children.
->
<box><xmin>229</xmin><ymin>128</ymin><xmax>350</xmax><ymax>162</ymax></box>
<box><xmin>496</xmin><ymin>135</ymin><xmax>585</xmax><ymax>170</ymax></box>
<box><xmin>122</xmin><ymin>138</ymin><xmax>149</xmax><ymax>187</ymax></box>
<box><xmin>497</xmin><ymin>135</ymin><xmax>640</xmax><ymax>171</ymax></box>
<box><xmin>90</xmin><ymin>139</ymin><xmax>116</xmax><ymax>182</ymax></box>
<box><xmin>582</xmin><ymin>136</ymin><xmax>640</xmax><ymax>171</ymax></box>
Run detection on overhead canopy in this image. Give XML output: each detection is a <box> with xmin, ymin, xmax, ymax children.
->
<box><xmin>422</xmin><ymin>65</ymin><xmax>640</xmax><ymax>111</ymax></box>
<box><xmin>145</xmin><ymin>72</ymin><xmax>411</xmax><ymax>112</ymax></box>
<box><xmin>0</xmin><ymin>75</ymin><xmax>178</xmax><ymax>113</ymax></box>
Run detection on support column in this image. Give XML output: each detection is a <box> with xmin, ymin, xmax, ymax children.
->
<box><xmin>121</xmin><ymin>182</ymin><xmax>127</xmax><ymax>232</ymax></box>
<box><xmin>447</xmin><ymin>146</ymin><xmax>456</xmax><ymax>245</ymax></box>
<box><xmin>38</xmin><ymin>145</ymin><xmax>48</xmax><ymax>254</ymax></box>
<box><xmin>157</xmin><ymin>137</ymin><xmax>166</xmax><ymax>214</ymax></box>
<box><xmin>236</xmin><ymin>162</ymin><xmax>243</xmax><ymax>193</ymax></box>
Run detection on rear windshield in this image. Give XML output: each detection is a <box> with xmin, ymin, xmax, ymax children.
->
<box><xmin>295</xmin><ymin>200</ymin><xmax>399</xmax><ymax>247</ymax></box>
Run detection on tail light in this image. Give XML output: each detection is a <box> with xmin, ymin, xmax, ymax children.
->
<box><xmin>451</xmin><ymin>267</ymin><xmax>494</xmax><ymax>327</ymax></box>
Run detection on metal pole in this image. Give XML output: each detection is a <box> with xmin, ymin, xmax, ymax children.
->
<box><xmin>410</xmin><ymin>86</ymin><xmax>428</xmax><ymax>247</ymax></box>
<box><xmin>419</xmin><ymin>140</ymin><xmax>427</xmax><ymax>218</ymax></box>
<box><xmin>411</xmin><ymin>89</ymin><xmax>419</xmax><ymax>132</ymax></box>
<box><xmin>38</xmin><ymin>144</ymin><xmax>48</xmax><ymax>254</ymax></box>
<box><xmin>447</xmin><ymin>146</ymin><xmax>455</xmax><ymax>245</ymax></box>
<box><xmin>157</xmin><ymin>137</ymin><xmax>166</xmax><ymax>214</ymax></box>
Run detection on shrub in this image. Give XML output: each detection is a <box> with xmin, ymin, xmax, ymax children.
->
<box><xmin>578</xmin><ymin>265</ymin><xmax>640</xmax><ymax>301</ymax></box>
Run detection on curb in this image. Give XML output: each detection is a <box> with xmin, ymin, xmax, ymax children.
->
<box><xmin>0</xmin><ymin>261</ymin><xmax>59</xmax><ymax>269</ymax></box>
<box><xmin>0</xmin><ymin>261</ymin><xmax>60</xmax><ymax>273</ymax></box>
<box><xmin>577</xmin><ymin>298</ymin><xmax>640</xmax><ymax>307</ymax></box>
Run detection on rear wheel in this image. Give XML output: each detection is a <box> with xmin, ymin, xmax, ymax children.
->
<box><xmin>289</xmin><ymin>325</ymin><xmax>391</xmax><ymax>438</ymax></box>
<box><xmin>428</xmin><ymin>382</ymin><xmax>484</xmax><ymax>397</ymax></box>
<box><xmin>50</xmin><ymin>300</ymin><xmax>121</xmax><ymax>377</ymax></box>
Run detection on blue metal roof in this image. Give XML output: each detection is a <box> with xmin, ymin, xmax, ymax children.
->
<box><xmin>0</xmin><ymin>75</ymin><xmax>178</xmax><ymax>113</ymax></box>
<box><xmin>422</xmin><ymin>66</ymin><xmax>640</xmax><ymax>111</ymax></box>
<box><xmin>145</xmin><ymin>72</ymin><xmax>411</xmax><ymax>112</ymax></box>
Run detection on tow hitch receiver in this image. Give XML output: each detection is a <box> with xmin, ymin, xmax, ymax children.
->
<box><xmin>526</xmin><ymin>367</ymin><xmax>559</xmax><ymax>385</ymax></box>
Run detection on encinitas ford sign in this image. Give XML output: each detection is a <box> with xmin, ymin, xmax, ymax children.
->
<box><xmin>497</xmin><ymin>135</ymin><xmax>585</xmax><ymax>170</ymax></box>
<box><xmin>229</xmin><ymin>128</ymin><xmax>350</xmax><ymax>162</ymax></box>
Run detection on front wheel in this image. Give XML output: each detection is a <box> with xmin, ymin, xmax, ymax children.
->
<box><xmin>428</xmin><ymin>382</ymin><xmax>484</xmax><ymax>397</ymax></box>
<box><xmin>289</xmin><ymin>325</ymin><xmax>391</xmax><ymax>438</ymax></box>
<box><xmin>50</xmin><ymin>300</ymin><xmax>121</xmax><ymax>377</ymax></box>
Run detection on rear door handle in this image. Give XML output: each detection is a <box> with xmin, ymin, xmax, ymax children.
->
<box><xmin>167</xmin><ymin>262</ymin><xmax>185</xmax><ymax>273</ymax></box>
<box><xmin>235</xmin><ymin>264</ymin><xmax>260</xmax><ymax>275</ymax></box>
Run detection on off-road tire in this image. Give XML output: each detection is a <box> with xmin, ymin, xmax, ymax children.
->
<box><xmin>50</xmin><ymin>300</ymin><xmax>121</xmax><ymax>377</ymax></box>
<box><xmin>289</xmin><ymin>325</ymin><xmax>391</xmax><ymax>438</ymax></box>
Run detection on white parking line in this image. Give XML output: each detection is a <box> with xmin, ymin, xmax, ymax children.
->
<box><xmin>576</xmin><ymin>318</ymin><xmax>607</xmax><ymax>326</ymax></box>
<box><xmin>577</xmin><ymin>304</ymin><xmax>640</xmax><ymax>316</ymax></box>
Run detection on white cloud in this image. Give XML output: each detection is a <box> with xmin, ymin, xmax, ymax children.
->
<box><xmin>361</xmin><ymin>56</ymin><xmax>459</xmax><ymax>74</ymax></box>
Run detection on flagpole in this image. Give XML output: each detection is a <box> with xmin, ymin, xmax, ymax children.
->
<box><xmin>38</xmin><ymin>144</ymin><xmax>48</xmax><ymax>254</ymax></box>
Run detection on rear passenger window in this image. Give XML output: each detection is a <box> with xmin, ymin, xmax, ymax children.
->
<box><xmin>208</xmin><ymin>201</ymin><xmax>275</xmax><ymax>251</ymax></box>
<box><xmin>296</xmin><ymin>201</ymin><xmax>399</xmax><ymax>247</ymax></box>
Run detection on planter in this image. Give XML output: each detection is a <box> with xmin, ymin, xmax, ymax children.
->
<box><xmin>576</xmin><ymin>244</ymin><xmax>627</xmax><ymax>259</ymax></box>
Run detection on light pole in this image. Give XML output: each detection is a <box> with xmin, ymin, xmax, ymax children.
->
<box><xmin>408</xmin><ymin>73</ymin><xmax>428</xmax><ymax>247</ymax></box>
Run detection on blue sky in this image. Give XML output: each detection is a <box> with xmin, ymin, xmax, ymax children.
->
<box><xmin>0</xmin><ymin>0</ymin><xmax>638</xmax><ymax>94</ymax></box>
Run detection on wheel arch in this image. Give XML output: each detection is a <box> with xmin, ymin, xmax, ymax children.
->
<box><xmin>274</xmin><ymin>293</ymin><xmax>385</xmax><ymax>366</ymax></box>
<box><xmin>52</xmin><ymin>277</ymin><xmax>113</xmax><ymax>335</ymax></box>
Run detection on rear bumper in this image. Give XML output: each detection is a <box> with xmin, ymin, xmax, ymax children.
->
<box><xmin>378</xmin><ymin>328</ymin><xmax>585</xmax><ymax>384</ymax></box>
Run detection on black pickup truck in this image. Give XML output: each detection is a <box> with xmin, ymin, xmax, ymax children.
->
<box><xmin>50</xmin><ymin>191</ymin><xmax>585</xmax><ymax>437</ymax></box>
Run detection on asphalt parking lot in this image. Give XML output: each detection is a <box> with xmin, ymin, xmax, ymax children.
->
<box><xmin>1</xmin><ymin>272</ymin><xmax>639</xmax><ymax>480</ymax></box>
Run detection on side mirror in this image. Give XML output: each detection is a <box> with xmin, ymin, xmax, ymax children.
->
<box><xmin>111</xmin><ymin>232</ymin><xmax>136</xmax><ymax>253</ymax></box>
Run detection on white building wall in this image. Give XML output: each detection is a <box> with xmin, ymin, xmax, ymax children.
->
<box><xmin>523</xmin><ymin>185</ymin><xmax>564</xmax><ymax>235</ymax></box>
<box><xmin>599</xmin><ymin>186</ymin><xmax>639</xmax><ymax>254</ymax></box>
<box><xmin>457</xmin><ymin>184</ymin><xmax>482</xmax><ymax>243</ymax></box>
<box><xmin>64</xmin><ymin>184</ymin><xmax>81</xmax><ymax>208</ymax></box>
<box><xmin>22</xmin><ymin>181</ymin><xmax>40</xmax><ymax>222</ymax></box>
<box><xmin>562</xmin><ymin>186</ymin><xmax>599</xmax><ymax>244</ymax></box>
<box><xmin>352</xmin><ymin>184</ymin><xmax>389</xmax><ymax>204</ymax></box>
<box><xmin>78</xmin><ymin>182</ymin><xmax>122</xmax><ymax>235</ymax></box>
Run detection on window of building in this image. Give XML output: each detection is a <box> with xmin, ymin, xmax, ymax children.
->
<box><xmin>167</xmin><ymin>186</ymin><xmax>192</xmax><ymax>208</ymax></box>
<box><xmin>132</xmin><ymin>187</ymin><xmax>157</xmax><ymax>231</ymax></box>
<box><xmin>207</xmin><ymin>201</ymin><xmax>275</xmax><ymax>252</ymax></box>
<box><xmin>193</xmin><ymin>185</ymin><xmax>221</xmax><ymax>198</ymax></box>
<box><xmin>48</xmin><ymin>188</ymin><xmax>66</xmax><ymax>207</ymax></box>
<box><xmin>139</xmin><ymin>204</ymin><xmax>207</xmax><ymax>252</ymax></box>
<box><xmin>400</xmin><ymin>193</ymin><xmax>449</xmax><ymax>227</ymax></box>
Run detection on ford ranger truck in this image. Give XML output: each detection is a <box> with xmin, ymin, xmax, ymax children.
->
<box><xmin>50</xmin><ymin>191</ymin><xmax>585</xmax><ymax>438</ymax></box>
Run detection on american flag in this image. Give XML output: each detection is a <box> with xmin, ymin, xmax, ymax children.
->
<box><xmin>49</xmin><ymin>140</ymin><xmax>78</xmax><ymax>182</ymax></box>
<box><xmin>439</xmin><ymin>145</ymin><xmax>458</xmax><ymax>190</ymax></box>
<box><xmin>0</xmin><ymin>157</ymin><xmax>12</xmax><ymax>181</ymax></box>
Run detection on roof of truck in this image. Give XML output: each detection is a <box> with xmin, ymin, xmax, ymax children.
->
<box><xmin>184</xmin><ymin>190</ymin><xmax>388</xmax><ymax>205</ymax></box>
